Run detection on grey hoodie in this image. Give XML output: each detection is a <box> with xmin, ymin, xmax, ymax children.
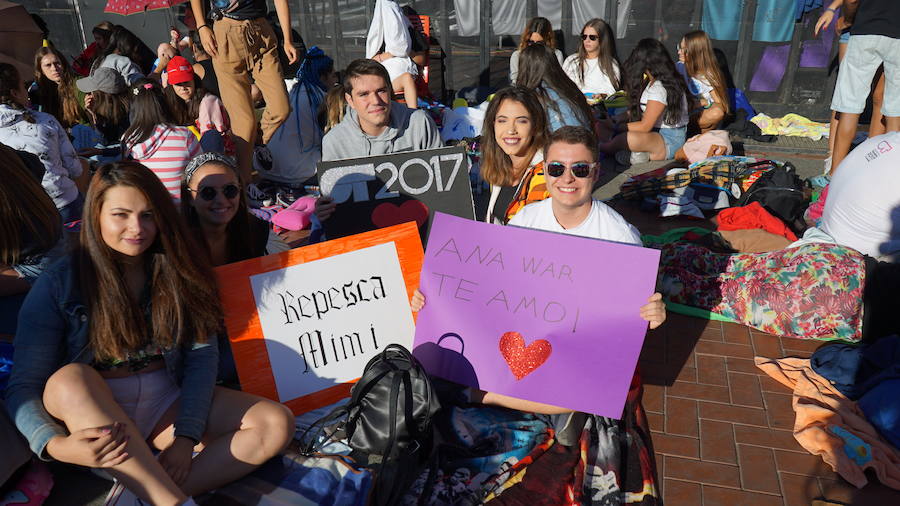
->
<box><xmin>321</xmin><ymin>103</ymin><xmax>442</xmax><ymax>162</ymax></box>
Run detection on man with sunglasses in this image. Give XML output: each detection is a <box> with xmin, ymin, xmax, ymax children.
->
<box><xmin>509</xmin><ymin>126</ymin><xmax>643</xmax><ymax>246</ymax></box>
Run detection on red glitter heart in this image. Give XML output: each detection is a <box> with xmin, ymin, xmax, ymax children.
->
<box><xmin>371</xmin><ymin>200</ymin><xmax>429</xmax><ymax>229</ymax></box>
<box><xmin>498</xmin><ymin>331</ymin><xmax>552</xmax><ymax>381</ymax></box>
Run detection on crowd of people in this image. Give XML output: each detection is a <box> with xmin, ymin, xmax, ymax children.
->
<box><xmin>1</xmin><ymin>0</ymin><xmax>899</xmax><ymax>503</ymax></box>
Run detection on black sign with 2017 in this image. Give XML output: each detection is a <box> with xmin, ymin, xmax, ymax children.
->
<box><xmin>316</xmin><ymin>146</ymin><xmax>476</xmax><ymax>243</ymax></box>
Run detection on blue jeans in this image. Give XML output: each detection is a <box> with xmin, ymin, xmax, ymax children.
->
<box><xmin>58</xmin><ymin>193</ymin><xmax>84</xmax><ymax>225</ymax></box>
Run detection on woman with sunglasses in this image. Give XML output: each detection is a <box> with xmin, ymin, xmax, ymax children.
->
<box><xmin>124</xmin><ymin>79</ymin><xmax>201</xmax><ymax>199</ymax></box>
<box><xmin>6</xmin><ymin>161</ymin><xmax>294</xmax><ymax>505</ymax></box>
<box><xmin>509</xmin><ymin>17</ymin><xmax>564</xmax><ymax>85</ymax></box>
<box><xmin>598</xmin><ymin>38</ymin><xmax>689</xmax><ymax>163</ymax></box>
<box><xmin>480</xmin><ymin>86</ymin><xmax>550</xmax><ymax>225</ymax></box>
<box><xmin>563</xmin><ymin>18</ymin><xmax>621</xmax><ymax>97</ymax></box>
<box><xmin>181</xmin><ymin>152</ymin><xmax>288</xmax><ymax>385</ymax></box>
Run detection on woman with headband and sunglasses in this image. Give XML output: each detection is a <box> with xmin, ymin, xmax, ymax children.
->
<box><xmin>562</xmin><ymin>18</ymin><xmax>621</xmax><ymax>97</ymax></box>
<box><xmin>181</xmin><ymin>152</ymin><xmax>288</xmax><ymax>385</ymax></box>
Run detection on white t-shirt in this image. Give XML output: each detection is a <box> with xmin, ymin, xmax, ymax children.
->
<box><xmin>820</xmin><ymin>132</ymin><xmax>900</xmax><ymax>259</ymax></box>
<box><xmin>640</xmin><ymin>80</ymin><xmax>689</xmax><ymax>129</ymax></box>
<box><xmin>562</xmin><ymin>55</ymin><xmax>619</xmax><ymax>96</ymax></box>
<box><xmin>509</xmin><ymin>198</ymin><xmax>642</xmax><ymax>246</ymax></box>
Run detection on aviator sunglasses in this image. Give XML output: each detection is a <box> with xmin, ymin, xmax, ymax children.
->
<box><xmin>546</xmin><ymin>161</ymin><xmax>596</xmax><ymax>178</ymax></box>
<box><xmin>189</xmin><ymin>184</ymin><xmax>241</xmax><ymax>201</ymax></box>
<box><xmin>581</xmin><ymin>33</ymin><xmax>599</xmax><ymax>41</ymax></box>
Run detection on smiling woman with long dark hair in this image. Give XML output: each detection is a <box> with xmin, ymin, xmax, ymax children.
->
<box><xmin>6</xmin><ymin>161</ymin><xmax>294</xmax><ymax>505</ymax></box>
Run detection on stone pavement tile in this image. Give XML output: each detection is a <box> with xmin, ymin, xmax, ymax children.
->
<box><xmin>780</xmin><ymin>472</ymin><xmax>822</xmax><ymax>506</ymax></box>
<box><xmin>696</xmin><ymin>355</ymin><xmax>727</xmax><ymax>386</ymax></box>
<box><xmin>774</xmin><ymin>450</ymin><xmax>839</xmax><ymax>479</ymax></box>
<box><xmin>664</xmin><ymin>456</ymin><xmax>741</xmax><ymax>488</ymax></box>
<box><xmin>694</xmin><ymin>341</ymin><xmax>755</xmax><ymax>359</ymax></box>
<box><xmin>737</xmin><ymin>444</ymin><xmax>781</xmax><ymax>494</ymax></box>
<box><xmin>643</xmin><ymin>383</ymin><xmax>665</xmax><ymax>413</ymax></box>
<box><xmin>647</xmin><ymin>411</ymin><xmax>665</xmax><ymax>433</ymax></box>
<box><xmin>751</xmin><ymin>333</ymin><xmax>784</xmax><ymax>359</ymax></box>
<box><xmin>733</xmin><ymin>425</ymin><xmax>804</xmax><ymax>452</ymax></box>
<box><xmin>817</xmin><ymin>477</ymin><xmax>857</xmax><ymax>504</ymax></box>
<box><xmin>725</xmin><ymin>357</ymin><xmax>768</xmax><ymax>376</ymax></box>
<box><xmin>698</xmin><ymin>325</ymin><xmax>725</xmax><ymax>342</ymax></box>
<box><xmin>699</xmin><ymin>401</ymin><xmax>768</xmax><ymax>427</ymax></box>
<box><xmin>762</xmin><ymin>391</ymin><xmax>795</xmax><ymax>429</ymax></box>
<box><xmin>667</xmin><ymin>381</ymin><xmax>731</xmax><ymax>403</ymax></box>
<box><xmin>656</xmin><ymin>453</ymin><xmax>665</xmax><ymax>495</ymax></box>
<box><xmin>722</xmin><ymin>323</ymin><xmax>752</xmax><ymax>345</ymax></box>
<box><xmin>759</xmin><ymin>375</ymin><xmax>789</xmax><ymax>393</ymax></box>
<box><xmin>780</xmin><ymin>337</ymin><xmax>826</xmax><ymax>354</ymax></box>
<box><xmin>728</xmin><ymin>372</ymin><xmax>764</xmax><ymax>408</ymax></box>
<box><xmin>701</xmin><ymin>484</ymin><xmax>783</xmax><ymax>505</ymax></box>
<box><xmin>699</xmin><ymin>419</ymin><xmax>737</xmax><ymax>464</ymax></box>
<box><xmin>653</xmin><ymin>433</ymin><xmax>700</xmax><ymax>459</ymax></box>
<box><xmin>663</xmin><ymin>479</ymin><xmax>701</xmax><ymax>505</ymax></box>
<box><xmin>666</xmin><ymin>397</ymin><xmax>699</xmax><ymax>437</ymax></box>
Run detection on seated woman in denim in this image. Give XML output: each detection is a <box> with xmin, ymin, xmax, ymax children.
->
<box><xmin>6</xmin><ymin>162</ymin><xmax>294</xmax><ymax>506</ymax></box>
<box><xmin>0</xmin><ymin>144</ymin><xmax>65</xmax><ymax>335</ymax></box>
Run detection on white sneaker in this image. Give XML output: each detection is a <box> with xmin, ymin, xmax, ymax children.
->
<box><xmin>614</xmin><ymin>150</ymin><xmax>650</xmax><ymax>166</ymax></box>
<box><xmin>823</xmin><ymin>156</ymin><xmax>832</xmax><ymax>175</ymax></box>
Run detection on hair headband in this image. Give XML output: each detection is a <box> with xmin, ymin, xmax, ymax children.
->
<box><xmin>183</xmin><ymin>151</ymin><xmax>237</xmax><ymax>186</ymax></box>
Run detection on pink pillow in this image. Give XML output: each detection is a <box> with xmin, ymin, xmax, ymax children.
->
<box><xmin>683</xmin><ymin>130</ymin><xmax>733</xmax><ymax>163</ymax></box>
<box><xmin>271</xmin><ymin>196</ymin><xmax>317</xmax><ymax>231</ymax></box>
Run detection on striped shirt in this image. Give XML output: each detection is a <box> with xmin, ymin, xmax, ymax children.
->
<box><xmin>128</xmin><ymin>125</ymin><xmax>201</xmax><ymax>199</ymax></box>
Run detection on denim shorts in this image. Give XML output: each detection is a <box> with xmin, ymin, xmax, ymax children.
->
<box><xmin>658</xmin><ymin>126</ymin><xmax>687</xmax><ymax>159</ymax></box>
<box><xmin>832</xmin><ymin>34</ymin><xmax>900</xmax><ymax>116</ymax></box>
<box><xmin>839</xmin><ymin>30</ymin><xmax>850</xmax><ymax>44</ymax></box>
<box><xmin>105</xmin><ymin>368</ymin><xmax>180</xmax><ymax>439</ymax></box>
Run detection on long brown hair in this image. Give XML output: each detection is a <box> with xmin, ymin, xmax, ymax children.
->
<box><xmin>33</xmin><ymin>47</ymin><xmax>86</xmax><ymax>128</ymax></box>
<box><xmin>180</xmin><ymin>154</ymin><xmax>257</xmax><ymax>265</ymax></box>
<box><xmin>0</xmin><ymin>144</ymin><xmax>61</xmax><ymax>266</ymax></box>
<box><xmin>122</xmin><ymin>79</ymin><xmax>176</xmax><ymax>148</ymax></box>
<box><xmin>574</xmin><ymin>18</ymin><xmax>620</xmax><ymax>90</ymax></box>
<box><xmin>164</xmin><ymin>76</ymin><xmax>210</xmax><ymax>127</ymax></box>
<box><xmin>682</xmin><ymin>30</ymin><xmax>729</xmax><ymax>115</ymax></box>
<box><xmin>518</xmin><ymin>17</ymin><xmax>556</xmax><ymax>51</ymax></box>
<box><xmin>517</xmin><ymin>43</ymin><xmax>594</xmax><ymax>129</ymax></box>
<box><xmin>90</xmin><ymin>89</ymin><xmax>130</xmax><ymax>139</ymax></box>
<box><xmin>79</xmin><ymin>161</ymin><xmax>222</xmax><ymax>361</ymax></box>
<box><xmin>480</xmin><ymin>87</ymin><xmax>549</xmax><ymax>187</ymax></box>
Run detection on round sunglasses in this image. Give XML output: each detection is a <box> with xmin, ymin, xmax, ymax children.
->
<box><xmin>581</xmin><ymin>34</ymin><xmax>599</xmax><ymax>41</ymax></box>
<box><xmin>189</xmin><ymin>183</ymin><xmax>241</xmax><ymax>201</ymax></box>
<box><xmin>545</xmin><ymin>161</ymin><xmax>596</xmax><ymax>178</ymax></box>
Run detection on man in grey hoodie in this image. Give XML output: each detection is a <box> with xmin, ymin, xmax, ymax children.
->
<box><xmin>321</xmin><ymin>59</ymin><xmax>441</xmax><ymax>162</ymax></box>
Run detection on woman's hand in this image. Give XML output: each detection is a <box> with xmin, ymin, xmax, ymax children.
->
<box><xmin>45</xmin><ymin>422</ymin><xmax>130</xmax><ymax>468</ymax></box>
<box><xmin>284</xmin><ymin>42</ymin><xmax>299</xmax><ymax>65</ymax></box>
<box><xmin>198</xmin><ymin>25</ymin><xmax>218</xmax><ymax>58</ymax></box>
<box><xmin>157</xmin><ymin>436</ymin><xmax>194</xmax><ymax>486</ymax></box>
<box><xmin>373</xmin><ymin>52</ymin><xmax>393</xmax><ymax>63</ymax></box>
<box><xmin>815</xmin><ymin>9</ymin><xmax>835</xmax><ymax>36</ymax></box>
<box><xmin>83</xmin><ymin>92</ymin><xmax>94</xmax><ymax>111</ymax></box>
<box><xmin>639</xmin><ymin>293</ymin><xmax>666</xmax><ymax>330</ymax></box>
<box><xmin>314</xmin><ymin>196</ymin><xmax>336</xmax><ymax>221</ymax></box>
<box><xmin>411</xmin><ymin>288</ymin><xmax>425</xmax><ymax>312</ymax></box>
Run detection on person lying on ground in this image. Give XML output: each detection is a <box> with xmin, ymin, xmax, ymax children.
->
<box><xmin>412</xmin><ymin>126</ymin><xmax>666</xmax><ymax>414</ymax></box>
<box><xmin>6</xmin><ymin>162</ymin><xmax>294</xmax><ymax>506</ymax></box>
<box><xmin>598</xmin><ymin>38</ymin><xmax>689</xmax><ymax>163</ymax></box>
<box><xmin>316</xmin><ymin>59</ymin><xmax>441</xmax><ymax>220</ymax></box>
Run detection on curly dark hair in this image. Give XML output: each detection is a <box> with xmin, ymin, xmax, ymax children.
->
<box><xmin>622</xmin><ymin>38</ymin><xmax>688</xmax><ymax>126</ymax></box>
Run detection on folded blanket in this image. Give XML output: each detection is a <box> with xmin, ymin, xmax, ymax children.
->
<box><xmin>755</xmin><ymin>356</ymin><xmax>900</xmax><ymax>489</ymax></box>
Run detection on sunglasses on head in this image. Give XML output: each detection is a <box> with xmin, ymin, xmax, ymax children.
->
<box><xmin>581</xmin><ymin>34</ymin><xmax>598</xmax><ymax>41</ymax></box>
<box><xmin>190</xmin><ymin>184</ymin><xmax>240</xmax><ymax>201</ymax></box>
<box><xmin>546</xmin><ymin>161</ymin><xmax>596</xmax><ymax>178</ymax></box>
<box><xmin>527</xmin><ymin>40</ymin><xmax>545</xmax><ymax>46</ymax></box>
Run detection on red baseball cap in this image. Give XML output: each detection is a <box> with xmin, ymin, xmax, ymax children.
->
<box><xmin>166</xmin><ymin>56</ymin><xmax>194</xmax><ymax>85</ymax></box>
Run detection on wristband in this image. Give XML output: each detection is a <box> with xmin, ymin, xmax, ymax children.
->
<box><xmin>826</xmin><ymin>7</ymin><xmax>838</xmax><ymax>14</ymax></box>
<box><xmin>198</xmin><ymin>24</ymin><xmax>211</xmax><ymax>31</ymax></box>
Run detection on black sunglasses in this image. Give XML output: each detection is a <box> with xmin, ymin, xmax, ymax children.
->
<box><xmin>190</xmin><ymin>184</ymin><xmax>240</xmax><ymax>201</ymax></box>
<box><xmin>527</xmin><ymin>40</ymin><xmax>546</xmax><ymax>47</ymax></box>
<box><xmin>581</xmin><ymin>34</ymin><xmax>599</xmax><ymax>41</ymax></box>
<box><xmin>546</xmin><ymin>161</ymin><xmax>596</xmax><ymax>178</ymax></box>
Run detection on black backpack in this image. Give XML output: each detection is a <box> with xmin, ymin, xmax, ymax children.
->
<box><xmin>301</xmin><ymin>344</ymin><xmax>441</xmax><ymax>505</ymax></box>
<box><xmin>735</xmin><ymin>163</ymin><xmax>809</xmax><ymax>236</ymax></box>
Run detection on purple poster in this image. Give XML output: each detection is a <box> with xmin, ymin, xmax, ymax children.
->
<box><xmin>413</xmin><ymin>213</ymin><xmax>661</xmax><ymax>419</ymax></box>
